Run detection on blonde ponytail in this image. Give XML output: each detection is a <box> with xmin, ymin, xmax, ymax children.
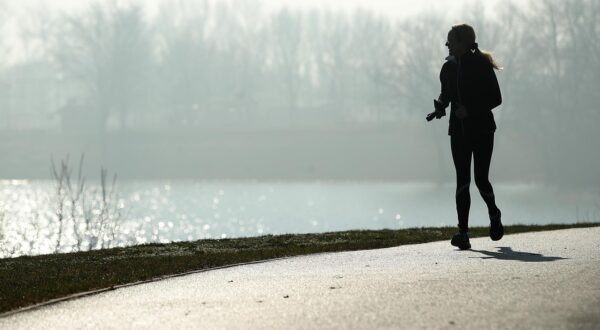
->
<box><xmin>478</xmin><ymin>49</ymin><xmax>502</xmax><ymax>70</ymax></box>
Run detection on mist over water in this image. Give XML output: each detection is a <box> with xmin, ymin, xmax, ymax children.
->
<box><xmin>0</xmin><ymin>0</ymin><xmax>599</xmax><ymax>257</ymax></box>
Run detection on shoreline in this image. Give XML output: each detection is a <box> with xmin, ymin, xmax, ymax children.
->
<box><xmin>1</xmin><ymin>222</ymin><xmax>599</xmax><ymax>315</ymax></box>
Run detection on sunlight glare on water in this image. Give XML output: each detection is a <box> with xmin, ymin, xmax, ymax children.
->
<box><xmin>0</xmin><ymin>180</ymin><xmax>598</xmax><ymax>258</ymax></box>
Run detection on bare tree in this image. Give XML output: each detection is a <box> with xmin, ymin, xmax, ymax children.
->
<box><xmin>267</xmin><ymin>9</ymin><xmax>307</xmax><ymax>123</ymax></box>
<box><xmin>50</xmin><ymin>153</ymin><xmax>122</xmax><ymax>252</ymax></box>
<box><xmin>50</xmin><ymin>155</ymin><xmax>68</xmax><ymax>252</ymax></box>
<box><xmin>47</xmin><ymin>1</ymin><xmax>153</xmax><ymax>132</ymax></box>
<box><xmin>0</xmin><ymin>209</ymin><xmax>7</xmax><ymax>257</ymax></box>
<box><xmin>348</xmin><ymin>9</ymin><xmax>399</xmax><ymax>121</ymax></box>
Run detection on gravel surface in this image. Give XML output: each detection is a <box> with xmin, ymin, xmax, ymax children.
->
<box><xmin>2</xmin><ymin>227</ymin><xmax>599</xmax><ymax>329</ymax></box>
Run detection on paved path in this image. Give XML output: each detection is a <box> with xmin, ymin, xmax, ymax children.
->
<box><xmin>2</xmin><ymin>227</ymin><xmax>599</xmax><ymax>329</ymax></box>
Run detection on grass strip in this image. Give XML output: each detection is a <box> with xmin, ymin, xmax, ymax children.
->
<box><xmin>1</xmin><ymin>222</ymin><xmax>598</xmax><ymax>314</ymax></box>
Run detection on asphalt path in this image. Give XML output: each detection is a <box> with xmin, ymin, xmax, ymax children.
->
<box><xmin>1</xmin><ymin>227</ymin><xmax>599</xmax><ymax>329</ymax></box>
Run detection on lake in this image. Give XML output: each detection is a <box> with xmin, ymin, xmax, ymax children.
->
<box><xmin>0</xmin><ymin>180</ymin><xmax>598</xmax><ymax>257</ymax></box>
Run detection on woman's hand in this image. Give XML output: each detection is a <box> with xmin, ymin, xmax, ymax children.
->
<box><xmin>456</xmin><ymin>105</ymin><xmax>469</xmax><ymax>119</ymax></box>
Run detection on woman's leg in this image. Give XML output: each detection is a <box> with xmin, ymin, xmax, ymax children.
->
<box><xmin>473</xmin><ymin>132</ymin><xmax>500</xmax><ymax>217</ymax></box>
<box><xmin>450</xmin><ymin>134</ymin><xmax>472</xmax><ymax>233</ymax></box>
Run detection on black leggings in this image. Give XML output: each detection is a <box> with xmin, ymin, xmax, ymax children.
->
<box><xmin>450</xmin><ymin>132</ymin><xmax>500</xmax><ymax>233</ymax></box>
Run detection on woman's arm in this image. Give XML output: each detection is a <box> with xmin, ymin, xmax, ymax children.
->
<box><xmin>438</xmin><ymin>61</ymin><xmax>457</xmax><ymax>108</ymax></box>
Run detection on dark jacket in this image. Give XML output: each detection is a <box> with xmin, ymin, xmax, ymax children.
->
<box><xmin>438</xmin><ymin>50</ymin><xmax>502</xmax><ymax>136</ymax></box>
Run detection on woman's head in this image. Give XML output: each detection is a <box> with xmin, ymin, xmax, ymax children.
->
<box><xmin>445</xmin><ymin>23</ymin><xmax>501</xmax><ymax>70</ymax></box>
<box><xmin>446</xmin><ymin>24</ymin><xmax>476</xmax><ymax>57</ymax></box>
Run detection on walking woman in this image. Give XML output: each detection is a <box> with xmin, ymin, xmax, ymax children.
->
<box><xmin>430</xmin><ymin>23</ymin><xmax>503</xmax><ymax>250</ymax></box>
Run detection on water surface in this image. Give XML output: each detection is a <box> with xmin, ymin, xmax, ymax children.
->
<box><xmin>0</xmin><ymin>180</ymin><xmax>598</xmax><ymax>257</ymax></box>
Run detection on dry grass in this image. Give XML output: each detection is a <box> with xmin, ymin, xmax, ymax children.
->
<box><xmin>1</xmin><ymin>222</ymin><xmax>598</xmax><ymax>314</ymax></box>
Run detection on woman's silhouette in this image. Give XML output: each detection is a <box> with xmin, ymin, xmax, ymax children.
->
<box><xmin>434</xmin><ymin>24</ymin><xmax>503</xmax><ymax>250</ymax></box>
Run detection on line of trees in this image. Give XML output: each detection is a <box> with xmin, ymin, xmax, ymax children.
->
<box><xmin>0</xmin><ymin>0</ymin><xmax>596</xmax><ymax>129</ymax></box>
<box><xmin>0</xmin><ymin>0</ymin><xmax>598</xmax><ymax>186</ymax></box>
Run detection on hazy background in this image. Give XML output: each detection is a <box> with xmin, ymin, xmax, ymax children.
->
<box><xmin>0</xmin><ymin>0</ymin><xmax>596</xmax><ymax>187</ymax></box>
<box><xmin>0</xmin><ymin>0</ymin><xmax>599</xmax><ymax>257</ymax></box>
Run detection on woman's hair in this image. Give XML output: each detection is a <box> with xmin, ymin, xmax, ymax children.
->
<box><xmin>450</xmin><ymin>23</ymin><xmax>501</xmax><ymax>70</ymax></box>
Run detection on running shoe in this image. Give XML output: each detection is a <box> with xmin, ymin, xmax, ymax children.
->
<box><xmin>489</xmin><ymin>209</ymin><xmax>504</xmax><ymax>241</ymax></box>
<box><xmin>451</xmin><ymin>232</ymin><xmax>471</xmax><ymax>250</ymax></box>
